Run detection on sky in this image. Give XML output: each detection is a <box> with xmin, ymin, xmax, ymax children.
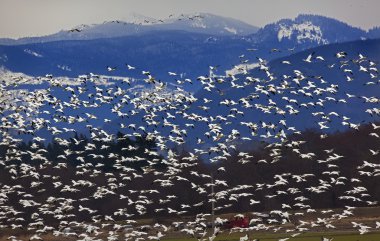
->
<box><xmin>0</xmin><ymin>0</ymin><xmax>379</xmax><ymax>38</ymax></box>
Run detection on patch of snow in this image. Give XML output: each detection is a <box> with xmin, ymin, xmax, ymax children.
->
<box><xmin>224</xmin><ymin>26</ymin><xmax>237</xmax><ymax>34</ymax></box>
<box><xmin>24</xmin><ymin>49</ymin><xmax>43</xmax><ymax>57</ymax></box>
<box><xmin>225</xmin><ymin>63</ymin><xmax>259</xmax><ymax>76</ymax></box>
<box><xmin>278</xmin><ymin>25</ymin><xmax>293</xmax><ymax>41</ymax></box>
<box><xmin>278</xmin><ymin>22</ymin><xmax>328</xmax><ymax>44</ymax></box>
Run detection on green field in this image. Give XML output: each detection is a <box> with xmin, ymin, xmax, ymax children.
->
<box><xmin>1</xmin><ymin>230</ymin><xmax>379</xmax><ymax>241</ymax></box>
<box><xmin>162</xmin><ymin>231</ymin><xmax>380</xmax><ymax>241</ymax></box>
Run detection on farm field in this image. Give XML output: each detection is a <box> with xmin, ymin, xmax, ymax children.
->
<box><xmin>2</xmin><ymin>206</ymin><xmax>380</xmax><ymax>241</ymax></box>
<box><xmin>167</xmin><ymin>232</ymin><xmax>380</xmax><ymax>241</ymax></box>
<box><xmin>1</xmin><ymin>231</ymin><xmax>380</xmax><ymax>241</ymax></box>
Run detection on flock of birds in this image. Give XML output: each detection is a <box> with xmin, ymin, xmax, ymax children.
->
<box><xmin>0</xmin><ymin>37</ymin><xmax>380</xmax><ymax>241</ymax></box>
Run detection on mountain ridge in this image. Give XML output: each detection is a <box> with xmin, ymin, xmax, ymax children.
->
<box><xmin>0</xmin><ymin>13</ymin><xmax>259</xmax><ymax>45</ymax></box>
<box><xmin>248</xmin><ymin>14</ymin><xmax>374</xmax><ymax>50</ymax></box>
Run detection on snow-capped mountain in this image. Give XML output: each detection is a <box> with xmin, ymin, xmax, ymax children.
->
<box><xmin>0</xmin><ymin>13</ymin><xmax>258</xmax><ymax>45</ymax></box>
<box><xmin>249</xmin><ymin>14</ymin><xmax>371</xmax><ymax>49</ymax></box>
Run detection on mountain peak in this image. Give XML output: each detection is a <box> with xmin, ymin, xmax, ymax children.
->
<box><xmin>251</xmin><ymin>14</ymin><xmax>367</xmax><ymax>48</ymax></box>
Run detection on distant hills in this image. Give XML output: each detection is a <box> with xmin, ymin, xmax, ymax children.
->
<box><xmin>0</xmin><ymin>13</ymin><xmax>259</xmax><ymax>45</ymax></box>
<box><xmin>248</xmin><ymin>14</ymin><xmax>380</xmax><ymax>57</ymax></box>
<box><xmin>1</xmin><ymin>13</ymin><xmax>378</xmax><ymax>46</ymax></box>
<box><xmin>248</xmin><ymin>14</ymin><xmax>379</xmax><ymax>50</ymax></box>
<box><xmin>0</xmin><ymin>31</ymin><xmax>252</xmax><ymax>90</ymax></box>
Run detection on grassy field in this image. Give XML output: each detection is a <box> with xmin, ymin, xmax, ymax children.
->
<box><xmin>162</xmin><ymin>231</ymin><xmax>380</xmax><ymax>241</ymax></box>
<box><xmin>1</xmin><ymin>206</ymin><xmax>380</xmax><ymax>241</ymax></box>
<box><xmin>1</xmin><ymin>230</ymin><xmax>380</xmax><ymax>241</ymax></box>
